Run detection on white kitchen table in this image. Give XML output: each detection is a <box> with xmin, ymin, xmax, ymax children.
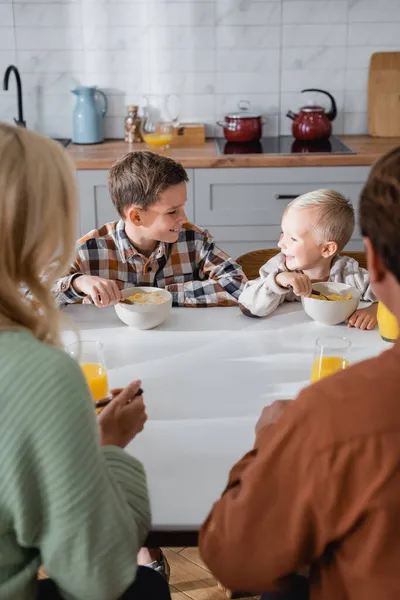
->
<box><xmin>63</xmin><ymin>302</ymin><xmax>388</xmax><ymax>545</ymax></box>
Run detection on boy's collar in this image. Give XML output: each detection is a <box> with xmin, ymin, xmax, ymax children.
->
<box><xmin>115</xmin><ymin>220</ymin><xmax>167</xmax><ymax>262</ymax></box>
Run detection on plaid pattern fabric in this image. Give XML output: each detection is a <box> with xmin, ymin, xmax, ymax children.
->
<box><xmin>55</xmin><ymin>220</ymin><xmax>247</xmax><ymax>307</ymax></box>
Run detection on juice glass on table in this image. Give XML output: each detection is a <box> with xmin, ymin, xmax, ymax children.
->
<box><xmin>67</xmin><ymin>341</ymin><xmax>109</xmax><ymax>411</ymax></box>
<box><xmin>311</xmin><ymin>336</ymin><xmax>351</xmax><ymax>383</ymax></box>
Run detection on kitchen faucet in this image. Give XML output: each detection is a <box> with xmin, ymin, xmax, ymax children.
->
<box><xmin>3</xmin><ymin>65</ymin><xmax>26</xmax><ymax>128</ymax></box>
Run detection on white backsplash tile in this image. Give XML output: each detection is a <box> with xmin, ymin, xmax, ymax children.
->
<box><xmin>14</xmin><ymin>3</ymin><xmax>82</xmax><ymax>27</ymax></box>
<box><xmin>263</xmin><ymin>114</ymin><xmax>279</xmax><ymax>136</ymax></box>
<box><xmin>81</xmin><ymin>3</ymin><xmax>147</xmax><ymax>28</ymax></box>
<box><xmin>2</xmin><ymin>0</ymin><xmax>399</xmax><ymax>138</ymax></box>
<box><xmin>149</xmin><ymin>72</ymin><xmax>216</xmax><ymax>95</ymax></box>
<box><xmin>145</xmin><ymin>26</ymin><xmax>215</xmax><ymax>49</ymax></box>
<box><xmin>345</xmin><ymin>68</ymin><xmax>368</xmax><ymax>91</ymax></box>
<box><xmin>147</xmin><ymin>2</ymin><xmax>215</xmax><ymax>27</ymax></box>
<box><xmin>15</xmin><ymin>27</ymin><xmax>83</xmax><ymax>50</ymax></box>
<box><xmin>216</xmin><ymin>71</ymin><xmax>280</xmax><ymax>95</ymax></box>
<box><xmin>0</xmin><ymin>49</ymin><xmax>16</xmax><ymax>73</ymax></box>
<box><xmin>282</xmin><ymin>24</ymin><xmax>347</xmax><ymax>46</ymax></box>
<box><xmin>0</xmin><ymin>96</ymin><xmax>17</xmax><ymax>124</ymax></box>
<box><xmin>0</xmin><ymin>3</ymin><xmax>13</xmax><ymax>26</ymax></box>
<box><xmin>84</xmin><ymin>50</ymin><xmax>146</xmax><ymax>74</ymax></box>
<box><xmin>332</xmin><ymin>113</ymin><xmax>345</xmax><ymax>135</ymax></box>
<box><xmin>217</xmin><ymin>49</ymin><xmax>280</xmax><ymax>73</ymax></box>
<box><xmin>104</xmin><ymin>115</ymin><xmax>125</xmax><ymax>139</ymax></box>
<box><xmin>18</xmin><ymin>50</ymin><xmax>85</xmax><ymax>72</ymax></box>
<box><xmin>83</xmin><ymin>27</ymin><xmax>156</xmax><ymax>51</ymax></box>
<box><xmin>281</xmin><ymin>68</ymin><xmax>346</xmax><ymax>92</ymax></box>
<box><xmin>349</xmin><ymin>0</ymin><xmax>400</xmax><ymax>22</ymax></box>
<box><xmin>344</xmin><ymin>111</ymin><xmax>368</xmax><ymax>135</ymax></box>
<box><xmin>21</xmin><ymin>72</ymin><xmax>83</xmax><ymax>96</ymax></box>
<box><xmin>179</xmin><ymin>94</ymin><xmax>215</xmax><ymax>122</ymax></box>
<box><xmin>282</xmin><ymin>46</ymin><xmax>346</xmax><ymax>70</ymax></box>
<box><xmin>216</xmin><ymin>1</ymin><xmax>281</xmax><ymax>26</ymax></box>
<box><xmin>344</xmin><ymin>89</ymin><xmax>367</xmax><ymax>113</ymax></box>
<box><xmin>149</xmin><ymin>48</ymin><xmax>215</xmax><ymax>73</ymax></box>
<box><xmin>346</xmin><ymin>46</ymin><xmax>400</xmax><ymax>69</ymax></box>
<box><xmin>0</xmin><ymin>28</ymin><xmax>15</xmax><ymax>50</ymax></box>
<box><xmin>282</xmin><ymin>1</ymin><xmax>348</xmax><ymax>24</ymax></box>
<box><xmin>216</xmin><ymin>25</ymin><xmax>280</xmax><ymax>49</ymax></box>
<box><xmin>348</xmin><ymin>23</ymin><xmax>400</xmax><ymax>46</ymax></box>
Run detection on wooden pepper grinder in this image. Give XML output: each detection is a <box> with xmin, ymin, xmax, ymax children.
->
<box><xmin>124</xmin><ymin>105</ymin><xmax>143</xmax><ymax>143</ymax></box>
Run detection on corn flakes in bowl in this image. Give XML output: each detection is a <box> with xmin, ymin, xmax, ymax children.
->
<box><xmin>115</xmin><ymin>287</ymin><xmax>172</xmax><ymax>330</ymax></box>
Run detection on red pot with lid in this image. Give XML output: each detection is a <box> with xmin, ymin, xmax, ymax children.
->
<box><xmin>217</xmin><ymin>101</ymin><xmax>264</xmax><ymax>142</ymax></box>
<box><xmin>286</xmin><ymin>89</ymin><xmax>337</xmax><ymax>141</ymax></box>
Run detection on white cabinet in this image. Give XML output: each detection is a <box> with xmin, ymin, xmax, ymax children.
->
<box><xmin>76</xmin><ymin>165</ymin><xmax>370</xmax><ymax>258</ymax></box>
<box><xmin>193</xmin><ymin>166</ymin><xmax>370</xmax><ymax>258</ymax></box>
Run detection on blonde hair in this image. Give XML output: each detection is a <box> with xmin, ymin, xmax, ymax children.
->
<box><xmin>0</xmin><ymin>123</ymin><xmax>77</xmax><ymax>346</ymax></box>
<box><xmin>285</xmin><ymin>189</ymin><xmax>355</xmax><ymax>251</ymax></box>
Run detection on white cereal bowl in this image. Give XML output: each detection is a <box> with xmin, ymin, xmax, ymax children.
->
<box><xmin>301</xmin><ymin>282</ymin><xmax>361</xmax><ymax>326</ymax></box>
<box><xmin>115</xmin><ymin>287</ymin><xmax>173</xmax><ymax>330</ymax></box>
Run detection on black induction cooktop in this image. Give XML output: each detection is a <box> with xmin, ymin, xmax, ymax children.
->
<box><xmin>215</xmin><ymin>136</ymin><xmax>353</xmax><ymax>156</ymax></box>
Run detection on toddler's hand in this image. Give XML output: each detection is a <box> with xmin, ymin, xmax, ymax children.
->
<box><xmin>275</xmin><ymin>271</ymin><xmax>312</xmax><ymax>298</ymax></box>
<box><xmin>348</xmin><ymin>304</ymin><xmax>378</xmax><ymax>330</ymax></box>
<box><xmin>73</xmin><ymin>275</ymin><xmax>122</xmax><ymax>307</ymax></box>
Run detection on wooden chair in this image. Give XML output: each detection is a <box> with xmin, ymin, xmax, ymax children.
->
<box><xmin>237</xmin><ymin>248</ymin><xmax>367</xmax><ymax>280</ymax></box>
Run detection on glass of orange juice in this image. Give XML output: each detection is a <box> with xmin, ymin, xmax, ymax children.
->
<box><xmin>67</xmin><ymin>341</ymin><xmax>109</xmax><ymax>409</ymax></box>
<box><xmin>311</xmin><ymin>336</ymin><xmax>351</xmax><ymax>383</ymax></box>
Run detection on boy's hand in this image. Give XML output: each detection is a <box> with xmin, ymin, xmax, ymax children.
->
<box><xmin>73</xmin><ymin>275</ymin><xmax>122</xmax><ymax>307</ymax></box>
<box><xmin>275</xmin><ymin>271</ymin><xmax>312</xmax><ymax>297</ymax></box>
<box><xmin>348</xmin><ymin>303</ymin><xmax>378</xmax><ymax>330</ymax></box>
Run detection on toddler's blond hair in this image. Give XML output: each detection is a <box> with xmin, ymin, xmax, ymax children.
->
<box><xmin>285</xmin><ymin>189</ymin><xmax>355</xmax><ymax>251</ymax></box>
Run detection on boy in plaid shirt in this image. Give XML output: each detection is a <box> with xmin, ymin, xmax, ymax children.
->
<box><xmin>56</xmin><ymin>151</ymin><xmax>246</xmax><ymax>307</ymax></box>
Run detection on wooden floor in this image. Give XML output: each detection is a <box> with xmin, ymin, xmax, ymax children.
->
<box><xmin>164</xmin><ymin>547</ymin><xmax>259</xmax><ymax>600</ymax></box>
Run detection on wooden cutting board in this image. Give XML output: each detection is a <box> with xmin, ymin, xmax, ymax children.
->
<box><xmin>368</xmin><ymin>51</ymin><xmax>400</xmax><ymax>137</ymax></box>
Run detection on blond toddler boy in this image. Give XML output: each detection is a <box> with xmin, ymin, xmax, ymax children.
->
<box><xmin>239</xmin><ymin>189</ymin><xmax>377</xmax><ymax>330</ymax></box>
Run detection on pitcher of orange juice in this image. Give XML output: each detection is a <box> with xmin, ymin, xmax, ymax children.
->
<box><xmin>141</xmin><ymin>94</ymin><xmax>180</xmax><ymax>149</ymax></box>
<box><xmin>67</xmin><ymin>341</ymin><xmax>109</xmax><ymax>410</ymax></box>
<box><xmin>377</xmin><ymin>302</ymin><xmax>399</xmax><ymax>343</ymax></box>
<box><xmin>311</xmin><ymin>336</ymin><xmax>351</xmax><ymax>383</ymax></box>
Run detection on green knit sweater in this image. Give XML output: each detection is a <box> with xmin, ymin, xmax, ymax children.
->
<box><xmin>0</xmin><ymin>330</ymin><xmax>151</xmax><ymax>600</ymax></box>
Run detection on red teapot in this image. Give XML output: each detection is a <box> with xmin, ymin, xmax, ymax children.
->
<box><xmin>287</xmin><ymin>89</ymin><xmax>337</xmax><ymax>141</ymax></box>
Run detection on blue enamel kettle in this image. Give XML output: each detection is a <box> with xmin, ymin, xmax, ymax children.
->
<box><xmin>71</xmin><ymin>86</ymin><xmax>108</xmax><ymax>144</ymax></box>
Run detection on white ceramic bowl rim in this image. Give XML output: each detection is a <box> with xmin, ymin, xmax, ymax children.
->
<box><xmin>311</xmin><ymin>281</ymin><xmax>360</xmax><ymax>301</ymax></box>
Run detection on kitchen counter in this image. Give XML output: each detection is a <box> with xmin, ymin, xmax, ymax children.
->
<box><xmin>67</xmin><ymin>135</ymin><xmax>400</xmax><ymax>170</ymax></box>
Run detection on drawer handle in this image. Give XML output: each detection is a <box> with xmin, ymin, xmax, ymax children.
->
<box><xmin>275</xmin><ymin>194</ymin><xmax>300</xmax><ymax>200</ymax></box>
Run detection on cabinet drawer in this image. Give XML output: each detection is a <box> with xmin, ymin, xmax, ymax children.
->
<box><xmin>194</xmin><ymin>167</ymin><xmax>369</xmax><ymax>226</ymax></box>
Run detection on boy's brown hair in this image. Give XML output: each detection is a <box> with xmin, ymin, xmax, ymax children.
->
<box><xmin>108</xmin><ymin>151</ymin><xmax>188</xmax><ymax>217</ymax></box>
<box><xmin>360</xmin><ymin>146</ymin><xmax>400</xmax><ymax>283</ymax></box>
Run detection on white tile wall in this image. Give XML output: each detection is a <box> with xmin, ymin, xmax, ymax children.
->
<box><xmin>0</xmin><ymin>0</ymin><xmax>399</xmax><ymax>138</ymax></box>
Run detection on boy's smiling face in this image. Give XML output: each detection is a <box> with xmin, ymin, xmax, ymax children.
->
<box><xmin>278</xmin><ymin>207</ymin><xmax>335</xmax><ymax>271</ymax></box>
<box><xmin>126</xmin><ymin>182</ymin><xmax>188</xmax><ymax>245</ymax></box>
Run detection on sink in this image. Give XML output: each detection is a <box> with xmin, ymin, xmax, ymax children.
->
<box><xmin>52</xmin><ymin>138</ymin><xmax>71</xmax><ymax>148</ymax></box>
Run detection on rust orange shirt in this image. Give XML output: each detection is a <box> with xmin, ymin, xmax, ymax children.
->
<box><xmin>200</xmin><ymin>341</ymin><xmax>400</xmax><ymax>599</ymax></box>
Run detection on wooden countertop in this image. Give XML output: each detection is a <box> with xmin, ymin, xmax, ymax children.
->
<box><xmin>67</xmin><ymin>136</ymin><xmax>400</xmax><ymax>170</ymax></box>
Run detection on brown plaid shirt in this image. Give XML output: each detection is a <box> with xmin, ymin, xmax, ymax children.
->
<box><xmin>55</xmin><ymin>221</ymin><xmax>247</xmax><ymax>307</ymax></box>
